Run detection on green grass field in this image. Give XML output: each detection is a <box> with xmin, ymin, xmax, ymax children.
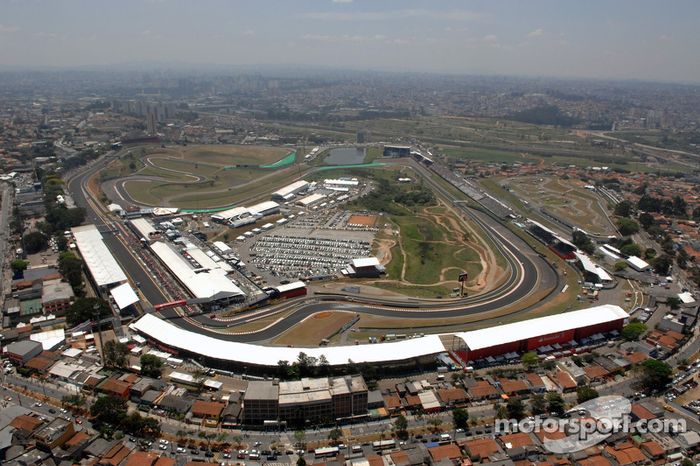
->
<box><xmin>117</xmin><ymin>144</ymin><xmax>301</xmax><ymax>208</ymax></box>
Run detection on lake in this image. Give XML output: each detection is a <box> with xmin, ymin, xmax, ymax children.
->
<box><xmin>324</xmin><ymin>147</ymin><xmax>366</xmax><ymax>165</ymax></box>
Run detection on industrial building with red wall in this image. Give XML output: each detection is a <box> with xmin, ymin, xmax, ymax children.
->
<box><xmin>273</xmin><ymin>281</ymin><xmax>307</xmax><ymax>300</ymax></box>
<box><xmin>453</xmin><ymin>305</ymin><xmax>628</xmax><ymax>362</ymax></box>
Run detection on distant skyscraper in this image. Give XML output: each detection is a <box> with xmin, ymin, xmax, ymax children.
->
<box><xmin>146</xmin><ymin>109</ymin><xmax>157</xmax><ymax>135</ymax></box>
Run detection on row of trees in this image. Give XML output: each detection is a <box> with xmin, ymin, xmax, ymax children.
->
<box><xmin>90</xmin><ymin>395</ymin><xmax>161</xmax><ymax>439</ymax></box>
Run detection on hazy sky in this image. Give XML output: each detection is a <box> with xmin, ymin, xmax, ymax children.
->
<box><xmin>1</xmin><ymin>0</ymin><xmax>699</xmax><ymax>82</ymax></box>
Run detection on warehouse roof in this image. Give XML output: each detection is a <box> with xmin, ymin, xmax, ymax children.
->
<box><xmin>110</xmin><ymin>283</ymin><xmax>139</xmax><ymax>310</ymax></box>
<box><xmin>352</xmin><ymin>257</ymin><xmax>380</xmax><ymax>268</ymax></box>
<box><xmin>212</xmin><ymin>206</ymin><xmax>249</xmax><ymax>221</ymax></box>
<box><xmin>455</xmin><ymin>305</ymin><xmax>628</xmax><ymax>351</ymax></box>
<box><xmin>150</xmin><ymin>242</ymin><xmax>244</xmax><ymax>302</ymax></box>
<box><xmin>275</xmin><ymin>281</ymin><xmax>306</xmax><ymax>293</ymax></box>
<box><xmin>297</xmin><ymin>193</ymin><xmax>326</xmax><ymax>206</ymax></box>
<box><xmin>131</xmin><ymin>313</ymin><xmax>446</xmax><ymax>367</ymax></box>
<box><xmin>71</xmin><ymin>225</ymin><xmax>127</xmax><ymax>287</ymax></box>
<box><xmin>626</xmin><ymin>256</ymin><xmax>650</xmax><ymax>270</ymax></box>
<box><xmin>273</xmin><ymin>180</ymin><xmax>309</xmax><ymax>198</ymax></box>
<box><xmin>248</xmin><ymin>201</ymin><xmax>279</xmax><ymax>215</ymax></box>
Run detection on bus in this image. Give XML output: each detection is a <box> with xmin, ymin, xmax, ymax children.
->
<box><xmin>314</xmin><ymin>447</ymin><xmax>339</xmax><ymax>459</ymax></box>
<box><xmin>372</xmin><ymin>440</ymin><xmax>396</xmax><ymax>451</ymax></box>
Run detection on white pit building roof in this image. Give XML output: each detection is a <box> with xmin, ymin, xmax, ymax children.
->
<box><xmin>454</xmin><ymin>305</ymin><xmax>628</xmax><ymax>351</ymax></box>
<box><xmin>110</xmin><ymin>283</ymin><xmax>140</xmax><ymax>310</ymax></box>
<box><xmin>150</xmin><ymin>241</ymin><xmax>244</xmax><ymax>302</ymax></box>
<box><xmin>71</xmin><ymin>225</ymin><xmax>127</xmax><ymax>287</ymax></box>
<box><xmin>131</xmin><ymin>313</ymin><xmax>446</xmax><ymax>367</ymax></box>
<box><xmin>130</xmin><ymin>218</ymin><xmax>157</xmax><ymax>238</ymax></box>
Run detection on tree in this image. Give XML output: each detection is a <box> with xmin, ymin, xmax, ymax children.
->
<box><xmin>90</xmin><ymin>395</ymin><xmax>127</xmax><ymax>425</ymax></box>
<box><xmin>530</xmin><ymin>394</ymin><xmax>546</xmax><ymax>416</ymax></box>
<box><xmin>614</xmin><ymin>200</ymin><xmax>632</xmax><ymax>217</ymax></box>
<box><xmin>572</xmin><ymin>230</ymin><xmax>595</xmax><ymax>254</ymax></box>
<box><xmin>614</xmin><ymin>261</ymin><xmax>628</xmax><ymax>272</ymax></box>
<box><xmin>576</xmin><ymin>386</ymin><xmax>599</xmax><ymax>404</ymax></box>
<box><xmin>620</xmin><ymin>243</ymin><xmax>642</xmax><ymax>258</ymax></box>
<box><xmin>394</xmin><ymin>414</ymin><xmax>408</xmax><ymax>439</ymax></box>
<box><xmin>506</xmin><ymin>397</ymin><xmax>525</xmax><ymax>420</ymax></box>
<box><xmin>693</xmin><ymin>206</ymin><xmax>700</xmax><ymax>220</ymax></box>
<box><xmin>297</xmin><ymin>457</ymin><xmax>307</xmax><ymax>466</ymax></box>
<box><xmin>617</xmin><ymin>218</ymin><xmax>640</xmax><ymax>236</ymax></box>
<box><xmin>103</xmin><ymin>340</ymin><xmax>128</xmax><ymax>369</ymax></box>
<box><xmin>644</xmin><ymin>248</ymin><xmax>657</xmax><ymax>260</ymax></box>
<box><xmin>277</xmin><ymin>360</ymin><xmax>291</xmax><ymax>379</ymax></box>
<box><xmin>638</xmin><ymin>212</ymin><xmax>655</xmax><ymax>229</ymax></box>
<box><xmin>58</xmin><ymin>251</ymin><xmax>84</xmax><ymax>291</ymax></box>
<box><xmin>622</xmin><ymin>321</ymin><xmax>647</xmax><ymax>341</ymax></box>
<box><xmin>652</xmin><ymin>255</ymin><xmax>673</xmax><ymax>275</ymax></box>
<box><xmin>677</xmin><ymin>249</ymin><xmax>690</xmax><ymax>269</ymax></box>
<box><xmin>140</xmin><ymin>354</ymin><xmax>163</xmax><ymax>378</ymax></box>
<box><xmin>23</xmin><ymin>231</ymin><xmax>48</xmax><ymax>254</ymax></box>
<box><xmin>452</xmin><ymin>408</ymin><xmax>469</xmax><ymax>430</ymax></box>
<box><xmin>521</xmin><ymin>352</ymin><xmax>538</xmax><ymax>369</ymax></box>
<box><xmin>66</xmin><ymin>297</ymin><xmax>110</xmax><ymax>326</ymax></box>
<box><xmin>667</xmin><ymin>297</ymin><xmax>682</xmax><ymax>310</ymax></box>
<box><xmin>638</xmin><ymin>359</ymin><xmax>672</xmax><ymax>392</ymax></box>
<box><xmin>328</xmin><ymin>427</ymin><xmax>342</xmax><ymax>444</ymax></box>
<box><xmin>10</xmin><ymin>259</ymin><xmax>29</xmax><ymax>277</ymax></box>
<box><xmin>293</xmin><ymin>430</ymin><xmax>306</xmax><ymax>449</ymax></box>
<box><xmin>546</xmin><ymin>392</ymin><xmax>565</xmax><ymax>416</ymax></box>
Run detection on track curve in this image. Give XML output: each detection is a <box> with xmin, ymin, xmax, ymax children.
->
<box><xmin>67</xmin><ymin>149</ymin><xmax>561</xmax><ymax>344</ymax></box>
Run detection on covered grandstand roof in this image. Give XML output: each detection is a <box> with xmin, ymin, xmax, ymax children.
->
<box><xmin>574</xmin><ymin>252</ymin><xmax>613</xmax><ymax>282</ymax></box>
<box><xmin>150</xmin><ymin>241</ymin><xmax>244</xmax><ymax>302</ymax></box>
<box><xmin>71</xmin><ymin>225</ymin><xmax>127</xmax><ymax>287</ymax></box>
<box><xmin>110</xmin><ymin>283</ymin><xmax>139</xmax><ymax>310</ymax></box>
<box><xmin>527</xmin><ymin>219</ymin><xmax>576</xmax><ymax>249</ymax></box>
<box><xmin>131</xmin><ymin>313</ymin><xmax>445</xmax><ymax>367</ymax></box>
<box><xmin>454</xmin><ymin>305</ymin><xmax>628</xmax><ymax>351</ymax></box>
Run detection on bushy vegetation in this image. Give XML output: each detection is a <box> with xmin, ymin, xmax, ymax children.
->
<box><xmin>508</xmin><ymin>105</ymin><xmax>580</xmax><ymax>127</ymax></box>
<box><xmin>350</xmin><ymin>177</ymin><xmax>435</xmax><ymax>214</ymax></box>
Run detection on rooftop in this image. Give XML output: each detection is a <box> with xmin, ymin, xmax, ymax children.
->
<box><xmin>71</xmin><ymin>224</ymin><xmax>127</xmax><ymax>287</ymax></box>
<box><xmin>455</xmin><ymin>305</ymin><xmax>628</xmax><ymax>351</ymax></box>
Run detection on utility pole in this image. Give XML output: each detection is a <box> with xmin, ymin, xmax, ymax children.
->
<box><xmin>94</xmin><ymin>303</ymin><xmax>106</xmax><ymax>364</ymax></box>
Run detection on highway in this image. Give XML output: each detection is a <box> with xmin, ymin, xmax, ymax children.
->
<box><xmin>65</xmin><ymin>149</ymin><xmax>560</xmax><ymax>343</ymax></box>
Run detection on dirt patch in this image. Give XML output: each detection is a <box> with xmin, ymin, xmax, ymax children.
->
<box><xmin>273</xmin><ymin>311</ymin><xmax>358</xmax><ymax>346</ymax></box>
<box><xmin>348</xmin><ymin>214</ymin><xmax>378</xmax><ymax>227</ymax></box>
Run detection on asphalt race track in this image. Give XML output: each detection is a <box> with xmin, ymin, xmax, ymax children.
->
<box><xmin>66</xmin><ymin>151</ymin><xmax>559</xmax><ymax>343</ymax></box>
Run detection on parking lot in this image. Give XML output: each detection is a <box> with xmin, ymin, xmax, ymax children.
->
<box><xmin>244</xmin><ymin>227</ymin><xmax>373</xmax><ymax>280</ymax></box>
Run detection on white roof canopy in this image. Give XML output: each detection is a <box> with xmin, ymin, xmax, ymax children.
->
<box><xmin>150</xmin><ymin>242</ymin><xmax>243</xmax><ymax>301</ymax></box>
<box><xmin>110</xmin><ymin>283</ymin><xmax>140</xmax><ymax>310</ymax></box>
<box><xmin>131</xmin><ymin>313</ymin><xmax>445</xmax><ymax>367</ymax></box>
<box><xmin>71</xmin><ymin>225</ymin><xmax>127</xmax><ymax>287</ymax></box>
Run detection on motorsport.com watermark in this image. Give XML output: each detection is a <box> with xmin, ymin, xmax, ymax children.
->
<box><xmin>493</xmin><ymin>395</ymin><xmax>686</xmax><ymax>454</ymax></box>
